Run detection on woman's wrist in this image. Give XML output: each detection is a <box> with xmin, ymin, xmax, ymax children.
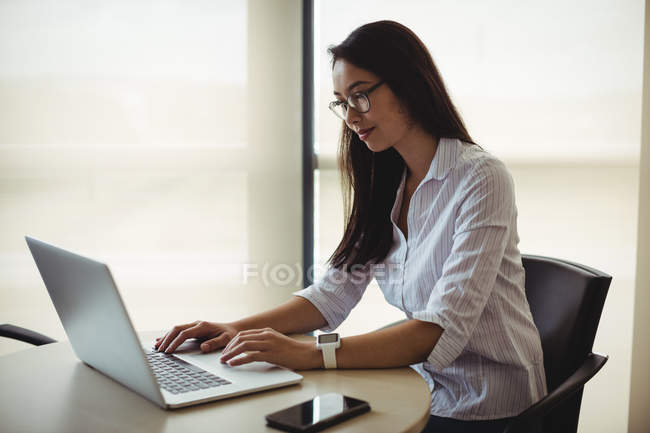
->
<box><xmin>228</xmin><ymin>320</ymin><xmax>246</xmax><ymax>334</ymax></box>
<box><xmin>304</xmin><ymin>340</ymin><xmax>324</xmax><ymax>369</ymax></box>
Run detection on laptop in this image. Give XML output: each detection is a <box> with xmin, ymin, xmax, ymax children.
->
<box><xmin>25</xmin><ymin>236</ymin><xmax>303</xmax><ymax>409</ymax></box>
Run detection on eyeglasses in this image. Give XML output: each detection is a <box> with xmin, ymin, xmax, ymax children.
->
<box><xmin>328</xmin><ymin>81</ymin><xmax>384</xmax><ymax>121</ymax></box>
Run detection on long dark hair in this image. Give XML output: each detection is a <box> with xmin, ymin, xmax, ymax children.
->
<box><xmin>328</xmin><ymin>20</ymin><xmax>474</xmax><ymax>269</ymax></box>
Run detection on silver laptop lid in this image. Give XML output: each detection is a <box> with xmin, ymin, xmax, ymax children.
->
<box><xmin>25</xmin><ymin>236</ymin><xmax>165</xmax><ymax>408</ymax></box>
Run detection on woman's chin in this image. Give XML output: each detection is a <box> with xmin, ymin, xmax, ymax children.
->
<box><xmin>364</xmin><ymin>139</ymin><xmax>391</xmax><ymax>153</ymax></box>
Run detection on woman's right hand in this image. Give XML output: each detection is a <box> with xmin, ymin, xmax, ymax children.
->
<box><xmin>154</xmin><ymin>321</ymin><xmax>240</xmax><ymax>354</ymax></box>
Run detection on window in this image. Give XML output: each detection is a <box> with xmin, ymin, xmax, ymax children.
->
<box><xmin>313</xmin><ymin>2</ymin><xmax>642</xmax><ymax>431</ymax></box>
<box><xmin>0</xmin><ymin>0</ymin><xmax>303</xmax><ymax>348</ymax></box>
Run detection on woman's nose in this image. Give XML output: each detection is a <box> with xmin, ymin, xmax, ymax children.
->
<box><xmin>345</xmin><ymin>108</ymin><xmax>361</xmax><ymax>128</ymax></box>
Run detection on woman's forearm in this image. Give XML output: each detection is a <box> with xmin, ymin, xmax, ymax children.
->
<box><xmin>335</xmin><ymin>320</ymin><xmax>443</xmax><ymax>368</ymax></box>
<box><xmin>231</xmin><ymin>296</ymin><xmax>328</xmax><ymax>335</ymax></box>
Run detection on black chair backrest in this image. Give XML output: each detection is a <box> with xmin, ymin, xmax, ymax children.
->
<box><xmin>522</xmin><ymin>255</ymin><xmax>611</xmax><ymax>433</ymax></box>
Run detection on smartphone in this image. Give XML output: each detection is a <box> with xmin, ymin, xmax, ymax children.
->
<box><xmin>265</xmin><ymin>393</ymin><xmax>371</xmax><ymax>433</ymax></box>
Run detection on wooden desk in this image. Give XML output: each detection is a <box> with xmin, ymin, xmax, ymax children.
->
<box><xmin>0</xmin><ymin>331</ymin><xmax>431</xmax><ymax>433</ymax></box>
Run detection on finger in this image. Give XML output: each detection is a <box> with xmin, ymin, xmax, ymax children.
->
<box><xmin>165</xmin><ymin>324</ymin><xmax>203</xmax><ymax>353</ymax></box>
<box><xmin>223</xmin><ymin>331</ymin><xmax>251</xmax><ymax>353</ymax></box>
<box><xmin>236</xmin><ymin>327</ymin><xmax>272</xmax><ymax>335</ymax></box>
<box><xmin>157</xmin><ymin>332</ymin><xmax>174</xmax><ymax>352</ymax></box>
<box><xmin>223</xmin><ymin>329</ymin><xmax>273</xmax><ymax>352</ymax></box>
<box><xmin>157</xmin><ymin>322</ymin><xmax>197</xmax><ymax>352</ymax></box>
<box><xmin>226</xmin><ymin>351</ymin><xmax>263</xmax><ymax>367</ymax></box>
<box><xmin>200</xmin><ymin>334</ymin><xmax>230</xmax><ymax>353</ymax></box>
<box><xmin>220</xmin><ymin>340</ymin><xmax>268</xmax><ymax>362</ymax></box>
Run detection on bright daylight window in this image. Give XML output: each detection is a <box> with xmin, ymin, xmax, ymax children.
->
<box><xmin>0</xmin><ymin>0</ymin><xmax>303</xmax><ymax>351</ymax></box>
<box><xmin>313</xmin><ymin>1</ymin><xmax>642</xmax><ymax>432</ymax></box>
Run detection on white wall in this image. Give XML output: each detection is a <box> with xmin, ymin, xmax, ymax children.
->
<box><xmin>628</xmin><ymin>1</ymin><xmax>650</xmax><ymax>431</ymax></box>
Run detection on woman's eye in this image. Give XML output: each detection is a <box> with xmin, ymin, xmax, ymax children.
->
<box><xmin>350</xmin><ymin>93</ymin><xmax>364</xmax><ymax>104</ymax></box>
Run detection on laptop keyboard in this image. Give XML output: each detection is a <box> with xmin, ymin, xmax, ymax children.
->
<box><xmin>146</xmin><ymin>351</ymin><xmax>231</xmax><ymax>395</ymax></box>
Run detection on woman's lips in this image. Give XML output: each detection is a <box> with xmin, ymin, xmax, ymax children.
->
<box><xmin>358</xmin><ymin>127</ymin><xmax>374</xmax><ymax>141</ymax></box>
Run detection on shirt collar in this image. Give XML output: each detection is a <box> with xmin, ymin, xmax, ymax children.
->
<box><xmin>393</xmin><ymin>137</ymin><xmax>464</xmax><ymax>216</ymax></box>
<box><xmin>422</xmin><ymin>137</ymin><xmax>461</xmax><ymax>182</ymax></box>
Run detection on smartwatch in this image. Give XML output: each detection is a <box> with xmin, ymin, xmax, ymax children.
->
<box><xmin>316</xmin><ymin>333</ymin><xmax>340</xmax><ymax>369</ymax></box>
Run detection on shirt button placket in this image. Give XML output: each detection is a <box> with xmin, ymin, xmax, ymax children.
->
<box><xmin>400</xmin><ymin>247</ymin><xmax>407</xmax><ymax>310</ymax></box>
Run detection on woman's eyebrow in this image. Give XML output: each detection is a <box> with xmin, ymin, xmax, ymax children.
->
<box><xmin>333</xmin><ymin>80</ymin><xmax>372</xmax><ymax>96</ymax></box>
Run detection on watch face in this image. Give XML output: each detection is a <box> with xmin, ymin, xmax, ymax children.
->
<box><xmin>318</xmin><ymin>333</ymin><xmax>339</xmax><ymax>344</ymax></box>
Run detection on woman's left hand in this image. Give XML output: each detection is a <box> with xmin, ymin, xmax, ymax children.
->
<box><xmin>219</xmin><ymin>327</ymin><xmax>322</xmax><ymax>370</ymax></box>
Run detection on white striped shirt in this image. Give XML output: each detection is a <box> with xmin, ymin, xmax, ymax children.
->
<box><xmin>295</xmin><ymin>137</ymin><xmax>548</xmax><ymax>420</ymax></box>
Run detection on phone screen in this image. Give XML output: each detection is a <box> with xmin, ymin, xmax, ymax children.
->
<box><xmin>265</xmin><ymin>393</ymin><xmax>370</xmax><ymax>432</ymax></box>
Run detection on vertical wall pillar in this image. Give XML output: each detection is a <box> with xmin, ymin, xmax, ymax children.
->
<box><xmin>628</xmin><ymin>1</ymin><xmax>650</xmax><ymax>431</ymax></box>
<box><xmin>246</xmin><ymin>0</ymin><xmax>303</xmax><ymax>311</ymax></box>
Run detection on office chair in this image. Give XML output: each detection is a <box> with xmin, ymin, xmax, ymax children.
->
<box><xmin>0</xmin><ymin>324</ymin><xmax>56</xmax><ymax>346</ymax></box>
<box><xmin>379</xmin><ymin>254</ymin><xmax>611</xmax><ymax>433</ymax></box>
<box><xmin>503</xmin><ymin>255</ymin><xmax>611</xmax><ymax>433</ymax></box>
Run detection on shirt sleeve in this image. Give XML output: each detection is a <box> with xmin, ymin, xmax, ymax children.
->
<box><xmin>293</xmin><ymin>263</ymin><xmax>374</xmax><ymax>332</ymax></box>
<box><xmin>412</xmin><ymin>159</ymin><xmax>515</xmax><ymax>371</ymax></box>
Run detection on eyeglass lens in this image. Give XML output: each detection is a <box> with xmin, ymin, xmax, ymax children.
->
<box><xmin>330</xmin><ymin>93</ymin><xmax>369</xmax><ymax>120</ymax></box>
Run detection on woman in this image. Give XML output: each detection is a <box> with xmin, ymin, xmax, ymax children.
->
<box><xmin>155</xmin><ymin>21</ymin><xmax>547</xmax><ymax>432</ymax></box>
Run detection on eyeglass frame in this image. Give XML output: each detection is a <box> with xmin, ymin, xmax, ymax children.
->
<box><xmin>328</xmin><ymin>81</ymin><xmax>385</xmax><ymax>121</ymax></box>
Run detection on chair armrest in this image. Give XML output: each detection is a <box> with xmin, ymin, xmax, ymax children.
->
<box><xmin>0</xmin><ymin>324</ymin><xmax>57</xmax><ymax>346</ymax></box>
<box><xmin>503</xmin><ymin>352</ymin><xmax>608</xmax><ymax>433</ymax></box>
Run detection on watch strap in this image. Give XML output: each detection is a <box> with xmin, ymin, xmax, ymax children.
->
<box><xmin>321</xmin><ymin>344</ymin><xmax>337</xmax><ymax>369</ymax></box>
